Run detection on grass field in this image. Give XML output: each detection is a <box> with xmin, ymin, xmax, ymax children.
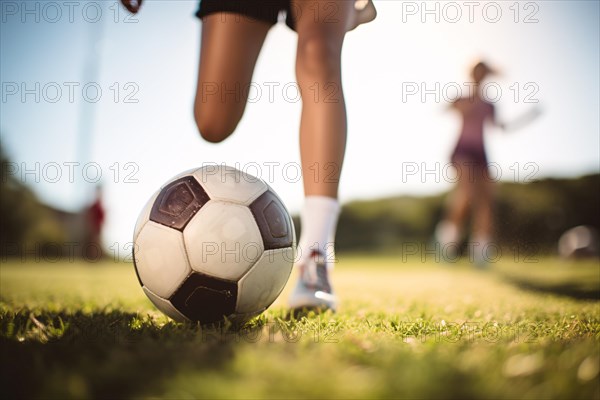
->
<box><xmin>1</xmin><ymin>256</ymin><xmax>599</xmax><ymax>399</ymax></box>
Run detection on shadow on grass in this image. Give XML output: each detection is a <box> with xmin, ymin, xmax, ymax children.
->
<box><xmin>502</xmin><ymin>277</ymin><xmax>600</xmax><ymax>301</ymax></box>
<box><xmin>492</xmin><ymin>260</ymin><xmax>600</xmax><ymax>301</ymax></box>
<box><xmin>0</xmin><ymin>309</ymin><xmax>260</xmax><ymax>399</ymax></box>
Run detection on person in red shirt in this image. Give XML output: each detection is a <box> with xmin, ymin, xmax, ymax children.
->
<box><xmin>87</xmin><ymin>185</ymin><xmax>105</xmax><ymax>260</ymax></box>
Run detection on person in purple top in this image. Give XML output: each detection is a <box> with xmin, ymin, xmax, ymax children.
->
<box><xmin>435</xmin><ymin>61</ymin><xmax>540</xmax><ymax>267</ymax></box>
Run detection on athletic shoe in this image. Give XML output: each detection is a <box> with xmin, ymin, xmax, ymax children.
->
<box><xmin>288</xmin><ymin>250</ymin><xmax>337</xmax><ymax>313</ymax></box>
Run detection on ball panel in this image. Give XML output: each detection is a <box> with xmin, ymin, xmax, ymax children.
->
<box><xmin>150</xmin><ymin>176</ymin><xmax>210</xmax><ymax>231</ymax></box>
<box><xmin>143</xmin><ymin>286</ymin><xmax>189</xmax><ymax>322</ymax></box>
<box><xmin>184</xmin><ymin>201</ymin><xmax>264</xmax><ymax>280</ymax></box>
<box><xmin>192</xmin><ymin>165</ymin><xmax>267</xmax><ymax>206</ymax></box>
<box><xmin>236</xmin><ymin>247</ymin><xmax>294</xmax><ymax>314</ymax></box>
<box><xmin>250</xmin><ymin>191</ymin><xmax>294</xmax><ymax>250</ymax></box>
<box><xmin>133</xmin><ymin>190</ymin><xmax>159</xmax><ymax>242</ymax></box>
<box><xmin>134</xmin><ymin>221</ymin><xmax>192</xmax><ymax>298</ymax></box>
<box><xmin>169</xmin><ymin>272</ymin><xmax>238</xmax><ymax>324</ymax></box>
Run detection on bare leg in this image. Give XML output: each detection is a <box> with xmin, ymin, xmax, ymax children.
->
<box><xmin>293</xmin><ymin>0</ymin><xmax>354</xmax><ymax>198</ymax></box>
<box><xmin>194</xmin><ymin>14</ymin><xmax>271</xmax><ymax>143</ymax></box>
<box><xmin>464</xmin><ymin>166</ymin><xmax>494</xmax><ymax>266</ymax></box>
<box><xmin>288</xmin><ymin>0</ymin><xmax>355</xmax><ymax>312</ymax></box>
<box><xmin>472</xmin><ymin>167</ymin><xmax>495</xmax><ymax>239</ymax></box>
<box><xmin>435</xmin><ymin>161</ymin><xmax>476</xmax><ymax>260</ymax></box>
<box><xmin>447</xmin><ymin>162</ymin><xmax>474</xmax><ymax>234</ymax></box>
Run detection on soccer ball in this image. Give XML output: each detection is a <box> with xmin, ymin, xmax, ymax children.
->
<box><xmin>558</xmin><ymin>225</ymin><xmax>600</xmax><ymax>259</ymax></box>
<box><xmin>132</xmin><ymin>165</ymin><xmax>296</xmax><ymax>325</ymax></box>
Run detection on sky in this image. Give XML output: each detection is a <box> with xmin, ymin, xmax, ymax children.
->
<box><xmin>1</xmin><ymin>0</ymin><xmax>599</xmax><ymax>248</ymax></box>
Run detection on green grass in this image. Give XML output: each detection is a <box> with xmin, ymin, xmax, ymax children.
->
<box><xmin>1</xmin><ymin>256</ymin><xmax>599</xmax><ymax>399</ymax></box>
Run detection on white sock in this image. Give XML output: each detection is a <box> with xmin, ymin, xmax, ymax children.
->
<box><xmin>472</xmin><ymin>234</ymin><xmax>492</xmax><ymax>263</ymax></box>
<box><xmin>297</xmin><ymin>196</ymin><xmax>340</xmax><ymax>269</ymax></box>
<box><xmin>435</xmin><ymin>220</ymin><xmax>460</xmax><ymax>246</ymax></box>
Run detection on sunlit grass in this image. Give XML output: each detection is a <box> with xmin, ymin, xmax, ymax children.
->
<box><xmin>0</xmin><ymin>256</ymin><xmax>598</xmax><ymax>399</ymax></box>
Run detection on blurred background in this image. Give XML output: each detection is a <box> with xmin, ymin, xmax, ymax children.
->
<box><xmin>1</xmin><ymin>0</ymin><xmax>599</xmax><ymax>259</ymax></box>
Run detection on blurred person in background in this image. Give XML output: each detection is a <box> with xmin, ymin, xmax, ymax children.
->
<box><xmin>86</xmin><ymin>184</ymin><xmax>105</xmax><ymax>260</ymax></box>
<box><xmin>435</xmin><ymin>61</ymin><xmax>541</xmax><ymax>267</ymax></box>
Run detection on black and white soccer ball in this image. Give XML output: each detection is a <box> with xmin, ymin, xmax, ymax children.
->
<box><xmin>133</xmin><ymin>165</ymin><xmax>296</xmax><ymax>325</ymax></box>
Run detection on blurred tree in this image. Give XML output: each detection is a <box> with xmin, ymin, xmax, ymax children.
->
<box><xmin>1</xmin><ymin>146</ymin><xmax>65</xmax><ymax>258</ymax></box>
<box><xmin>319</xmin><ymin>174</ymin><xmax>600</xmax><ymax>254</ymax></box>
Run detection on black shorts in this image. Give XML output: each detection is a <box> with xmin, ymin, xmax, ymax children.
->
<box><xmin>196</xmin><ymin>0</ymin><xmax>296</xmax><ymax>30</ymax></box>
<box><xmin>451</xmin><ymin>144</ymin><xmax>488</xmax><ymax>167</ymax></box>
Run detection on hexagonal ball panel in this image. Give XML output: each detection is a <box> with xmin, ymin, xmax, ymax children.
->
<box><xmin>134</xmin><ymin>221</ymin><xmax>191</xmax><ymax>299</ymax></box>
<box><xmin>250</xmin><ymin>191</ymin><xmax>294</xmax><ymax>250</ymax></box>
<box><xmin>143</xmin><ymin>286</ymin><xmax>189</xmax><ymax>322</ymax></box>
<box><xmin>236</xmin><ymin>247</ymin><xmax>294</xmax><ymax>314</ymax></box>
<box><xmin>169</xmin><ymin>272</ymin><xmax>237</xmax><ymax>324</ymax></box>
<box><xmin>150</xmin><ymin>176</ymin><xmax>210</xmax><ymax>231</ymax></box>
<box><xmin>192</xmin><ymin>165</ymin><xmax>267</xmax><ymax>206</ymax></box>
<box><xmin>184</xmin><ymin>201</ymin><xmax>264</xmax><ymax>280</ymax></box>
